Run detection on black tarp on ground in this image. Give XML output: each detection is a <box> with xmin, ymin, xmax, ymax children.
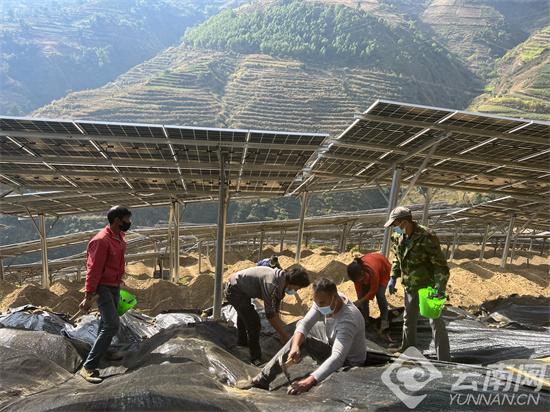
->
<box><xmin>480</xmin><ymin>296</ymin><xmax>550</xmax><ymax>329</ymax></box>
<box><xmin>0</xmin><ymin>346</ymin><xmax>74</xmax><ymax>405</ymax></box>
<box><xmin>0</xmin><ymin>306</ymin><xmax>69</xmax><ymax>335</ymax></box>
<box><xmin>0</xmin><ymin>329</ymin><xmax>82</xmax><ymax>372</ymax></box>
<box><xmin>2</xmin><ymin>324</ymin><xmax>548</xmax><ymax>412</ymax></box>
<box><xmin>379</xmin><ymin>305</ymin><xmax>550</xmax><ymax>365</ymax></box>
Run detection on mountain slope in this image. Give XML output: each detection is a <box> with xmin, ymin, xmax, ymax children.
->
<box><xmin>0</xmin><ymin>0</ymin><xmax>244</xmax><ymax>115</ymax></box>
<box><xmin>419</xmin><ymin>0</ymin><xmax>537</xmax><ymax>79</ymax></box>
<box><xmin>34</xmin><ymin>0</ymin><xmax>482</xmax><ymax>135</ymax></box>
<box><xmin>469</xmin><ymin>26</ymin><xmax>550</xmax><ymax>120</ymax></box>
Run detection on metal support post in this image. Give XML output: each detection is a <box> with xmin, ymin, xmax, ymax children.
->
<box><xmin>295</xmin><ymin>192</ymin><xmax>309</xmax><ymax>263</ymax></box>
<box><xmin>172</xmin><ymin>201</ymin><xmax>180</xmax><ymax>283</ymax></box>
<box><xmin>258</xmin><ymin>231</ymin><xmax>264</xmax><ymax>261</ymax></box>
<box><xmin>500</xmin><ymin>214</ymin><xmax>516</xmax><ymax>269</ymax></box>
<box><xmin>39</xmin><ymin>213</ymin><xmax>50</xmax><ymax>288</ymax></box>
<box><xmin>421</xmin><ymin>187</ymin><xmax>431</xmax><ymax>227</ymax></box>
<box><xmin>0</xmin><ymin>258</ymin><xmax>4</xmax><ymax>281</ymax></box>
<box><xmin>381</xmin><ymin>165</ymin><xmax>402</xmax><ymax>257</ymax></box>
<box><xmin>280</xmin><ymin>233</ymin><xmax>284</xmax><ymax>253</ymax></box>
<box><xmin>449</xmin><ymin>228</ymin><xmax>459</xmax><ymax>261</ymax></box>
<box><xmin>213</xmin><ymin>154</ymin><xmax>229</xmax><ymax>320</ymax></box>
<box><xmin>510</xmin><ymin>237</ymin><xmax>518</xmax><ymax>263</ymax></box>
<box><xmin>198</xmin><ymin>240</ymin><xmax>202</xmax><ymax>274</ymax></box>
<box><xmin>479</xmin><ymin>224</ymin><xmax>489</xmax><ymax>262</ymax></box>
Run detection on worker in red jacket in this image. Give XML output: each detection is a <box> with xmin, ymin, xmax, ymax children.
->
<box><xmin>78</xmin><ymin>205</ymin><xmax>131</xmax><ymax>383</ymax></box>
<box><xmin>347</xmin><ymin>253</ymin><xmax>391</xmax><ymax>331</ymax></box>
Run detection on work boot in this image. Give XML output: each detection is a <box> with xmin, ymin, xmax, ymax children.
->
<box><xmin>79</xmin><ymin>367</ymin><xmax>103</xmax><ymax>383</ymax></box>
<box><xmin>235</xmin><ymin>374</ymin><xmax>270</xmax><ymax>390</ymax></box>
<box><xmin>251</xmin><ymin>357</ymin><xmax>263</xmax><ymax>367</ymax></box>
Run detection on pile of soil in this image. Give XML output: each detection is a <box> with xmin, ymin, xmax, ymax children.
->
<box><xmin>1</xmin><ymin>244</ymin><xmax>548</xmax><ymax>320</ymax></box>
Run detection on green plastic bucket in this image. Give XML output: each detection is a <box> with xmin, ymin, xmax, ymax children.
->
<box><xmin>418</xmin><ymin>286</ymin><xmax>446</xmax><ymax>319</ymax></box>
<box><xmin>117</xmin><ymin>289</ymin><xmax>137</xmax><ymax>316</ymax></box>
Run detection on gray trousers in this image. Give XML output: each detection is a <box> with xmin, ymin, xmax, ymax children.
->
<box><xmin>259</xmin><ymin>322</ymin><xmax>332</xmax><ymax>384</ymax></box>
<box><xmin>83</xmin><ymin>285</ymin><xmax>120</xmax><ymax>369</ymax></box>
<box><xmin>402</xmin><ymin>290</ymin><xmax>450</xmax><ymax>361</ymax></box>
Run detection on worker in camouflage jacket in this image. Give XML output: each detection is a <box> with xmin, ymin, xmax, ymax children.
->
<box><xmin>385</xmin><ymin>206</ymin><xmax>450</xmax><ymax>361</ymax></box>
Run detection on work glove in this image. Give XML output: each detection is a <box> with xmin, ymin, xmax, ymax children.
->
<box><xmin>388</xmin><ymin>277</ymin><xmax>397</xmax><ymax>295</ymax></box>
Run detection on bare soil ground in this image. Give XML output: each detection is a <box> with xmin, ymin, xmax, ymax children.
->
<box><xmin>1</xmin><ymin>243</ymin><xmax>548</xmax><ymax>320</ymax></box>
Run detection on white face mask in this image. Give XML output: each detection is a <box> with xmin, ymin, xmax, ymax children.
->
<box><xmin>394</xmin><ymin>226</ymin><xmax>404</xmax><ymax>235</ymax></box>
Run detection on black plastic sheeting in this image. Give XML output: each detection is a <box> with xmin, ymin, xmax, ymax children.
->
<box><xmin>0</xmin><ymin>346</ymin><xmax>74</xmax><ymax>405</ymax></box>
<box><xmin>0</xmin><ymin>329</ymin><xmax>82</xmax><ymax>372</ymax></box>
<box><xmin>1</xmin><ymin>298</ymin><xmax>549</xmax><ymax>411</ymax></box>
<box><xmin>381</xmin><ymin>305</ymin><xmax>550</xmax><ymax>365</ymax></box>
<box><xmin>2</xmin><ymin>324</ymin><xmax>548</xmax><ymax>411</ymax></box>
<box><xmin>0</xmin><ymin>305</ymin><xmax>69</xmax><ymax>335</ymax></box>
<box><xmin>480</xmin><ymin>296</ymin><xmax>550</xmax><ymax>330</ymax></box>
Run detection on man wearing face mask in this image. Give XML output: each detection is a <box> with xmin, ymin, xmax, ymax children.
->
<box><xmin>225</xmin><ymin>265</ymin><xmax>310</xmax><ymax>365</ymax></box>
<box><xmin>238</xmin><ymin>278</ymin><xmax>366</xmax><ymax>394</ymax></box>
<box><xmin>385</xmin><ymin>206</ymin><xmax>450</xmax><ymax>361</ymax></box>
<box><xmin>78</xmin><ymin>205</ymin><xmax>131</xmax><ymax>383</ymax></box>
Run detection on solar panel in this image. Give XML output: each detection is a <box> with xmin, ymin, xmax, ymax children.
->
<box><xmin>301</xmin><ymin>100</ymin><xmax>550</xmax><ymax>200</ymax></box>
<box><xmin>446</xmin><ymin>196</ymin><xmax>550</xmax><ymax>231</ymax></box>
<box><xmin>0</xmin><ymin>116</ymin><xmax>328</xmax><ymax>215</ymax></box>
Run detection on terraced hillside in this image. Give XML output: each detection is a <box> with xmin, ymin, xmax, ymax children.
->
<box><xmin>0</xmin><ymin>0</ymin><xmax>244</xmax><ymax>115</ymax></box>
<box><xmin>420</xmin><ymin>0</ymin><xmax>536</xmax><ymax>79</ymax></box>
<box><xmin>35</xmin><ymin>44</ymin><xmax>481</xmax><ymax>135</ymax></box>
<box><xmin>469</xmin><ymin>27</ymin><xmax>550</xmax><ymax>120</ymax></box>
<box><xmin>35</xmin><ymin>0</ymin><xmax>483</xmax><ymax>134</ymax></box>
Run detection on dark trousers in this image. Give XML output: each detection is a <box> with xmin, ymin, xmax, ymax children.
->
<box><xmin>259</xmin><ymin>322</ymin><xmax>332</xmax><ymax>384</ymax></box>
<box><xmin>402</xmin><ymin>290</ymin><xmax>450</xmax><ymax>361</ymax></box>
<box><xmin>225</xmin><ymin>284</ymin><xmax>262</xmax><ymax>361</ymax></box>
<box><xmin>83</xmin><ymin>285</ymin><xmax>120</xmax><ymax>370</ymax></box>
<box><xmin>358</xmin><ymin>283</ymin><xmax>389</xmax><ymax>321</ymax></box>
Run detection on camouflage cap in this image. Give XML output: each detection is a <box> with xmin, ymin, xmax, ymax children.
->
<box><xmin>384</xmin><ymin>206</ymin><xmax>412</xmax><ymax>227</ymax></box>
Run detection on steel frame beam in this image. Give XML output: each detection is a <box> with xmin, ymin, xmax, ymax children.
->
<box><xmin>213</xmin><ymin>153</ymin><xmax>229</xmax><ymax>320</ymax></box>
<box><xmin>381</xmin><ymin>165</ymin><xmax>402</xmax><ymax>257</ymax></box>
<box><xmin>295</xmin><ymin>192</ymin><xmax>309</xmax><ymax>263</ymax></box>
<box><xmin>500</xmin><ymin>214</ymin><xmax>516</xmax><ymax>269</ymax></box>
<box><xmin>39</xmin><ymin>213</ymin><xmax>50</xmax><ymax>288</ymax></box>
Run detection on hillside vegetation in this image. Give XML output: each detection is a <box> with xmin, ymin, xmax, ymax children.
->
<box><xmin>0</xmin><ymin>0</ymin><xmax>244</xmax><ymax>115</ymax></box>
<box><xmin>419</xmin><ymin>0</ymin><xmax>532</xmax><ymax>79</ymax></box>
<box><xmin>469</xmin><ymin>27</ymin><xmax>550</xmax><ymax>120</ymax></box>
<box><xmin>34</xmin><ymin>44</ymin><xmax>481</xmax><ymax>135</ymax></box>
<box><xmin>35</xmin><ymin>1</ymin><xmax>482</xmax><ymax>134</ymax></box>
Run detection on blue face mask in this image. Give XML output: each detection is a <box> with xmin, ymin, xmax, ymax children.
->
<box><xmin>318</xmin><ymin>305</ymin><xmax>333</xmax><ymax>316</ymax></box>
<box><xmin>317</xmin><ymin>297</ymin><xmax>334</xmax><ymax>316</ymax></box>
<box><xmin>285</xmin><ymin>288</ymin><xmax>297</xmax><ymax>296</ymax></box>
<box><xmin>394</xmin><ymin>226</ymin><xmax>404</xmax><ymax>235</ymax></box>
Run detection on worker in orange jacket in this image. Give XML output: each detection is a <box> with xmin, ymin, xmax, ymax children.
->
<box><xmin>347</xmin><ymin>253</ymin><xmax>391</xmax><ymax>331</ymax></box>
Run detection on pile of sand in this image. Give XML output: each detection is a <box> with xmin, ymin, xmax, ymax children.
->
<box><xmin>1</xmin><ymin>244</ymin><xmax>548</xmax><ymax>321</ymax></box>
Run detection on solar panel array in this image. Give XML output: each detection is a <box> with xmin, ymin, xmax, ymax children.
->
<box><xmin>298</xmin><ymin>100</ymin><xmax>550</xmax><ymax>200</ymax></box>
<box><xmin>0</xmin><ymin>117</ymin><xmax>327</xmax><ymax>215</ymax></box>
<box><xmin>446</xmin><ymin>196</ymin><xmax>550</xmax><ymax>232</ymax></box>
<box><xmin>2</xmin><ymin>100</ymin><xmax>549</xmax><ymax>218</ymax></box>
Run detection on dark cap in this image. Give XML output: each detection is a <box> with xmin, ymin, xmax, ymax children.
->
<box><xmin>384</xmin><ymin>206</ymin><xmax>412</xmax><ymax>227</ymax></box>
